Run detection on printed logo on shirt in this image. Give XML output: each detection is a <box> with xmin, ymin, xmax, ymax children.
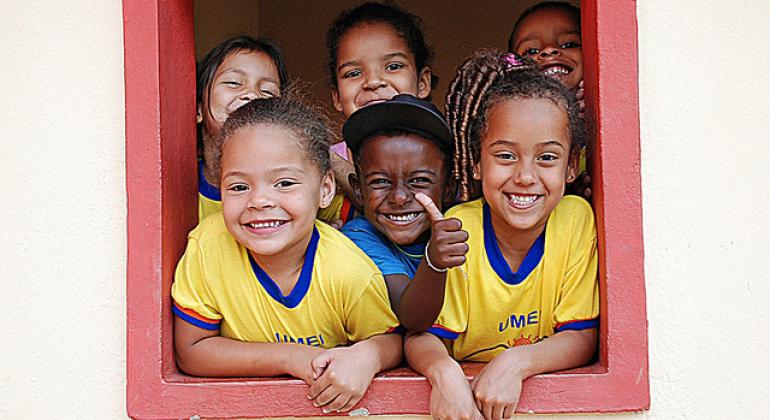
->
<box><xmin>498</xmin><ymin>310</ymin><xmax>539</xmax><ymax>333</ymax></box>
<box><xmin>274</xmin><ymin>332</ymin><xmax>326</xmax><ymax>347</ymax></box>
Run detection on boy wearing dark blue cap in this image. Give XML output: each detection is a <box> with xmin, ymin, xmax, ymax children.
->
<box><xmin>341</xmin><ymin>94</ymin><xmax>468</xmax><ymax>330</ymax></box>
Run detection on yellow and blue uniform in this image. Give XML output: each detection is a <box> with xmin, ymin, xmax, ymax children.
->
<box><xmin>198</xmin><ymin>161</ymin><xmax>222</xmax><ymax>222</ymax></box>
<box><xmin>198</xmin><ymin>161</ymin><xmax>356</xmax><ymax>224</ymax></box>
<box><xmin>428</xmin><ymin>196</ymin><xmax>599</xmax><ymax>362</ymax></box>
<box><xmin>171</xmin><ymin>214</ymin><xmax>399</xmax><ymax>347</ymax></box>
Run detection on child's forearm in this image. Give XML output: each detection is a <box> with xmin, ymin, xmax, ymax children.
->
<box><xmin>397</xmin><ymin>261</ymin><xmax>447</xmax><ymax>331</ymax></box>
<box><xmin>177</xmin><ymin>335</ymin><xmax>323</xmax><ymax>380</ymax></box>
<box><xmin>499</xmin><ymin>328</ymin><xmax>598</xmax><ymax>378</ymax></box>
<box><xmin>174</xmin><ymin>317</ymin><xmax>322</xmax><ymax>381</ymax></box>
<box><xmin>405</xmin><ymin>332</ymin><xmax>462</xmax><ymax>383</ymax></box>
<box><xmin>350</xmin><ymin>332</ymin><xmax>403</xmax><ymax>374</ymax></box>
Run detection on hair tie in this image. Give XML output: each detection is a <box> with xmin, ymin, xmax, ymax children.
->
<box><xmin>503</xmin><ymin>53</ymin><xmax>524</xmax><ymax>70</ymax></box>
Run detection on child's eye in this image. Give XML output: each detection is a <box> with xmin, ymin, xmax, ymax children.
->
<box><xmin>495</xmin><ymin>152</ymin><xmax>516</xmax><ymax>161</ymax></box>
<box><xmin>260</xmin><ymin>89</ymin><xmax>277</xmax><ymax>98</ymax></box>
<box><xmin>369</xmin><ymin>178</ymin><xmax>391</xmax><ymax>189</ymax></box>
<box><xmin>410</xmin><ymin>177</ymin><xmax>433</xmax><ymax>186</ymax></box>
<box><xmin>561</xmin><ymin>41</ymin><xmax>581</xmax><ymax>49</ymax></box>
<box><xmin>522</xmin><ymin>47</ymin><xmax>540</xmax><ymax>56</ymax></box>
<box><xmin>275</xmin><ymin>180</ymin><xmax>299</xmax><ymax>189</ymax></box>
<box><xmin>228</xmin><ymin>183</ymin><xmax>249</xmax><ymax>192</ymax></box>
<box><xmin>224</xmin><ymin>80</ymin><xmax>243</xmax><ymax>87</ymax></box>
<box><xmin>538</xmin><ymin>153</ymin><xmax>560</xmax><ymax>163</ymax></box>
<box><xmin>342</xmin><ymin>69</ymin><xmax>362</xmax><ymax>79</ymax></box>
<box><xmin>385</xmin><ymin>62</ymin><xmax>405</xmax><ymax>72</ymax></box>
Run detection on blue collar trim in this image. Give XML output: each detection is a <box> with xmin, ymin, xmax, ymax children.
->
<box><xmin>198</xmin><ymin>160</ymin><xmax>221</xmax><ymax>201</ymax></box>
<box><xmin>248</xmin><ymin>227</ymin><xmax>319</xmax><ymax>308</ymax></box>
<box><xmin>483</xmin><ymin>202</ymin><xmax>545</xmax><ymax>285</ymax></box>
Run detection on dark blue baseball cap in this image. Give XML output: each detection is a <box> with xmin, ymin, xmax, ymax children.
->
<box><xmin>342</xmin><ymin>94</ymin><xmax>452</xmax><ymax>156</ymax></box>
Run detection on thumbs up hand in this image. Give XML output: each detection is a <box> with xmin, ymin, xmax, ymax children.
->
<box><xmin>415</xmin><ymin>193</ymin><xmax>469</xmax><ymax>271</ymax></box>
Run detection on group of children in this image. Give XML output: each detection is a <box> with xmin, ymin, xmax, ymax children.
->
<box><xmin>171</xmin><ymin>2</ymin><xmax>598</xmax><ymax>419</ymax></box>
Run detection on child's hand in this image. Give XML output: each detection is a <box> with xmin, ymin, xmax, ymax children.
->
<box><xmin>576</xmin><ymin>80</ymin><xmax>585</xmax><ymax>118</ymax></box>
<box><xmin>285</xmin><ymin>345</ymin><xmax>325</xmax><ymax>384</ymax></box>
<box><xmin>308</xmin><ymin>346</ymin><xmax>377</xmax><ymax>413</ymax></box>
<box><xmin>415</xmin><ymin>193</ymin><xmax>469</xmax><ymax>271</ymax></box>
<box><xmin>430</xmin><ymin>368</ymin><xmax>484</xmax><ymax>420</ymax></box>
<box><xmin>470</xmin><ymin>350</ymin><xmax>526</xmax><ymax>419</ymax></box>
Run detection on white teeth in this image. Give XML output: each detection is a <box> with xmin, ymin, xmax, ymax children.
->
<box><xmin>385</xmin><ymin>212</ymin><xmax>419</xmax><ymax>222</ymax></box>
<box><xmin>249</xmin><ymin>220</ymin><xmax>283</xmax><ymax>229</ymax></box>
<box><xmin>509</xmin><ymin>195</ymin><xmax>538</xmax><ymax>206</ymax></box>
<box><xmin>543</xmin><ymin>66</ymin><xmax>569</xmax><ymax>76</ymax></box>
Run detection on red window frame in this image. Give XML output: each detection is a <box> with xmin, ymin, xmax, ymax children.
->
<box><xmin>124</xmin><ymin>0</ymin><xmax>649</xmax><ymax>418</ymax></box>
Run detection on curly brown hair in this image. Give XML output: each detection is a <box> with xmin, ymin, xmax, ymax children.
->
<box><xmin>206</xmin><ymin>88</ymin><xmax>336</xmax><ymax>187</ymax></box>
<box><xmin>444</xmin><ymin>49</ymin><xmax>585</xmax><ymax>201</ymax></box>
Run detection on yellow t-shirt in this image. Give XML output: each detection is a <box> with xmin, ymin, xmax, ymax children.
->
<box><xmin>198</xmin><ymin>161</ymin><xmax>223</xmax><ymax>222</ymax></box>
<box><xmin>171</xmin><ymin>215</ymin><xmax>399</xmax><ymax>347</ymax></box>
<box><xmin>429</xmin><ymin>196</ymin><xmax>599</xmax><ymax>362</ymax></box>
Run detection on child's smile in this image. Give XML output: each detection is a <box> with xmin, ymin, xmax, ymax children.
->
<box><xmin>476</xmin><ymin>98</ymin><xmax>576</xmax><ymax>243</ymax></box>
<box><xmin>510</xmin><ymin>7</ymin><xmax>583</xmax><ymax>90</ymax></box>
<box><xmin>221</xmin><ymin>124</ymin><xmax>334</xmax><ymax>261</ymax></box>
<box><xmin>355</xmin><ymin>134</ymin><xmax>446</xmax><ymax>245</ymax></box>
<box><xmin>331</xmin><ymin>22</ymin><xmax>431</xmax><ymax>117</ymax></box>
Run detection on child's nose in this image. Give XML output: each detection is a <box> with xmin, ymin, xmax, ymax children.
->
<box><xmin>363</xmin><ymin>70</ymin><xmax>387</xmax><ymax>90</ymax></box>
<box><xmin>514</xmin><ymin>163</ymin><xmax>536</xmax><ymax>185</ymax></box>
<box><xmin>247</xmin><ymin>187</ymin><xmax>275</xmax><ymax>209</ymax></box>
<box><xmin>240</xmin><ymin>89</ymin><xmax>258</xmax><ymax>101</ymax></box>
<box><xmin>539</xmin><ymin>46</ymin><xmax>562</xmax><ymax>58</ymax></box>
<box><xmin>388</xmin><ymin>183</ymin><xmax>411</xmax><ymax>205</ymax></box>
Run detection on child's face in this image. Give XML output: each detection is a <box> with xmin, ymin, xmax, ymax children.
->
<box><xmin>353</xmin><ymin>134</ymin><xmax>447</xmax><ymax>245</ymax></box>
<box><xmin>475</xmin><ymin>98</ymin><xmax>576</xmax><ymax>238</ymax></box>
<box><xmin>511</xmin><ymin>8</ymin><xmax>583</xmax><ymax>90</ymax></box>
<box><xmin>221</xmin><ymin>124</ymin><xmax>335</xmax><ymax>260</ymax></box>
<box><xmin>198</xmin><ymin>50</ymin><xmax>281</xmax><ymax>136</ymax></box>
<box><xmin>331</xmin><ymin>22</ymin><xmax>431</xmax><ymax>118</ymax></box>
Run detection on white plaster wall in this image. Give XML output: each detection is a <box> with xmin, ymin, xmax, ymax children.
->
<box><xmin>0</xmin><ymin>1</ymin><xmax>126</xmax><ymax>418</ymax></box>
<box><xmin>638</xmin><ymin>0</ymin><xmax>770</xmax><ymax>417</ymax></box>
<box><xmin>1</xmin><ymin>0</ymin><xmax>769</xmax><ymax>419</ymax></box>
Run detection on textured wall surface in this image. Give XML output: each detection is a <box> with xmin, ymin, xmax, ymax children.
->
<box><xmin>0</xmin><ymin>1</ymin><xmax>127</xmax><ymax>418</ymax></box>
<box><xmin>1</xmin><ymin>0</ymin><xmax>769</xmax><ymax>418</ymax></box>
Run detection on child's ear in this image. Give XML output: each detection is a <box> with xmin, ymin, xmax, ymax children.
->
<box><xmin>416</xmin><ymin>67</ymin><xmax>432</xmax><ymax>99</ymax></box>
<box><xmin>349</xmin><ymin>172</ymin><xmax>364</xmax><ymax>205</ymax></box>
<box><xmin>331</xmin><ymin>88</ymin><xmax>343</xmax><ymax>113</ymax></box>
<box><xmin>566</xmin><ymin>151</ymin><xmax>579</xmax><ymax>183</ymax></box>
<box><xmin>472</xmin><ymin>161</ymin><xmax>482</xmax><ymax>181</ymax></box>
<box><xmin>319</xmin><ymin>170</ymin><xmax>336</xmax><ymax>209</ymax></box>
<box><xmin>196</xmin><ymin>103</ymin><xmax>203</xmax><ymax>124</ymax></box>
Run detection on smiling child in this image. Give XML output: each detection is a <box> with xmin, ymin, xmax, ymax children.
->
<box><xmin>322</xmin><ymin>3</ymin><xmax>437</xmax><ymax>211</ymax></box>
<box><xmin>340</xmin><ymin>94</ymin><xmax>468</xmax><ymax>328</ymax></box>
<box><xmin>507</xmin><ymin>1</ymin><xmax>582</xmax><ymax>91</ymax></box>
<box><xmin>196</xmin><ymin>36</ymin><xmax>288</xmax><ymax>221</ymax></box>
<box><xmin>172</xmin><ymin>94</ymin><xmax>401</xmax><ymax>414</ymax></box>
<box><xmin>404</xmin><ymin>50</ymin><xmax>598</xmax><ymax>419</ymax></box>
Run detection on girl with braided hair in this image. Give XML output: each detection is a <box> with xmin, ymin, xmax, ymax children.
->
<box><xmin>404</xmin><ymin>50</ymin><xmax>598</xmax><ymax>420</ymax></box>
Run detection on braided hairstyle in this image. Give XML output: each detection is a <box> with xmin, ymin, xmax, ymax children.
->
<box><xmin>444</xmin><ymin>49</ymin><xmax>585</xmax><ymax>201</ymax></box>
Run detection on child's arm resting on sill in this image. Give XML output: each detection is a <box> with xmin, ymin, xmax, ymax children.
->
<box><xmin>405</xmin><ymin>332</ymin><xmax>483</xmax><ymax>420</ymax></box>
<box><xmin>471</xmin><ymin>327</ymin><xmax>598</xmax><ymax>419</ymax></box>
<box><xmin>173</xmin><ymin>316</ymin><xmax>323</xmax><ymax>383</ymax></box>
<box><xmin>398</xmin><ymin>193</ymin><xmax>469</xmax><ymax>331</ymax></box>
<box><xmin>308</xmin><ymin>332</ymin><xmax>403</xmax><ymax>413</ymax></box>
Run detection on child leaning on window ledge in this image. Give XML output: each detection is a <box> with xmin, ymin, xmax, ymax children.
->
<box><xmin>404</xmin><ymin>50</ymin><xmax>599</xmax><ymax>419</ymax></box>
<box><xmin>171</xmin><ymin>93</ymin><xmax>401</xmax><ymax>414</ymax></box>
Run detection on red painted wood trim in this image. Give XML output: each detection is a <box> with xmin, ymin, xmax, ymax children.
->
<box><xmin>125</xmin><ymin>0</ymin><xmax>648</xmax><ymax>417</ymax></box>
